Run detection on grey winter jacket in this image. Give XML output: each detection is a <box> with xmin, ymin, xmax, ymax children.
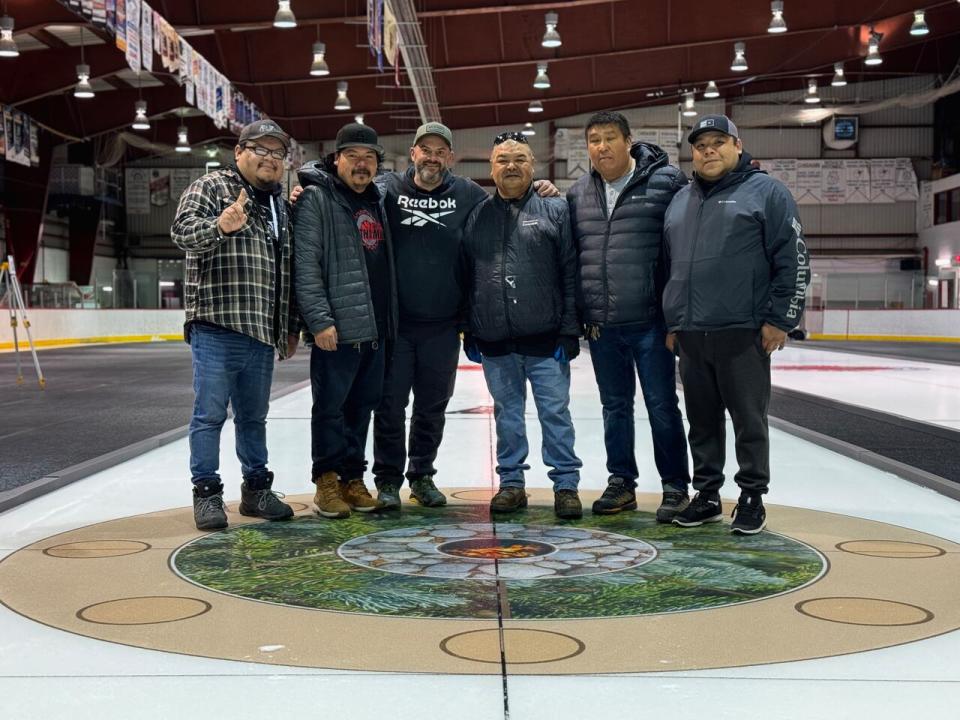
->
<box><xmin>566</xmin><ymin>142</ymin><xmax>687</xmax><ymax>326</ymax></box>
<box><xmin>461</xmin><ymin>187</ymin><xmax>578</xmax><ymax>343</ymax></box>
<box><xmin>292</xmin><ymin>160</ymin><xmax>397</xmax><ymax>344</ymax></box>
<box><xmin>662</xmin><ymin>153</ymin><xmax>809</xmax><ymax>332</ymax></box>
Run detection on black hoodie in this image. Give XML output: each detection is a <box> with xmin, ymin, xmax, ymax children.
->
<box><xmin>377</xmin><ymin>167</ymin><xmax>488</xmax><ymax>325</ymax></box>
<box><xmin>566</xmin><ymin>142</ymin><xmax>688</xmax><ymax>327</ymax></box>
<box><xmin>662</xmin><ymin>152</ymin><xmax>809</xmax><ymax>332</ymax></box>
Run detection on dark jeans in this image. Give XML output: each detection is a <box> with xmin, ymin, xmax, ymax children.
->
<box><xmin>588</xmin><ymin>322</ymin><xmax>690</xmax><ymax>491</ymax></box>
<box><xmin>373</xmin><ymin>322</ymin><xmax>460</xmax><ymax>486</ymax></box>
<box><xmin>310</xmin><ymin>340</ymin><xmax>386</xmax><ymax>480</ymax></box>
<box><xmin>188</xmin><ymin>324</ymin><xmax>274</xmax><ymax>487</ymax></box>
<box><xmin>676</xmin><ymin>329</ymin><xmax>771</xmax><ymax>495</ymax></box>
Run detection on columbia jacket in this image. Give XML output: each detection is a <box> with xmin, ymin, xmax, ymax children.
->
<box><xmin>662</xmin><ymin>152</ymin><xmax>809</xmax><ymax>332</ymax></box>
<box><xmin>461</xmin><ymin>187</ymin><xmax>578</xmax><ymax>343</ymax></box>
<box><xmin>171</xmin><ymin>164</ymin><xmax>297</xmax><ymax>357</ymax></box>
<box><xmin>293</xmin><ymin>160</ymin><xmax>397</xmax><ymax>344</ymax></box>
<box><xmin>378</xmin><ymin>167</ymin><xmax>488</xmax><ymax>324</ymax></box>
<box><xmin>566</xmin><ymin>142</ymin><xmax>687</xmax><ymax>326</ymax></box>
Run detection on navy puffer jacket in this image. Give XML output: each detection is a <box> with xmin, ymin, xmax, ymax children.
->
<box><xmin>566</xmin><ymin>142</ymin><xmax>687</xmax><ymax>326</ymax></box>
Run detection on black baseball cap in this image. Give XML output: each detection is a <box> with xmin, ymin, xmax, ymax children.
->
<box><xmin>238</xmin><ymin>119</ymin><xmax>290</xmax><ymax>148</ymax></box>
<box><xmin>335</xmin><ymin>122</ymin><xmax>384</xmax><ymax>155</ymax></box>
<box><xmin>687</xmin><ymin>114</ymin><xmax>740</xmax><ymax>144</ymax></box>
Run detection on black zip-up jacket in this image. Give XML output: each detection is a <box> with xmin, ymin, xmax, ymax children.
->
<box><xmin>461</xmin><ymin>186</ymin><xmax>578</xmax><ymax>345</ymax></box>
<box><xmin>292</xmin><ymin>160</ymin><xmax>398</xmax><ymax>344</ymax></box>
<box><xmin>663</xmin><ymin>152</ymin><xmax>809</xmax><ymax>332</ymax></box>
<box><xmin>377</xmin><ymin>167</ymin><xmax>488</xmax><ymax>325</ymax></box>
<box><xmin>566</xmin><ymin>142</ymin><xmax>688</xmax><ymax>326</ymax></box>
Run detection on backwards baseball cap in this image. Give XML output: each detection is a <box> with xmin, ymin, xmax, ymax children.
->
<box><xmin>414</xmin><ymin>121</ymin><xmax>453</xmax><ymax>148</ymax></box>
<box><xmin>238</xmin><ymin>119</ymin><xmax>290</xmax><ymax>148</ymax></box>
<box><xmin>335</xmin><ymin>122</ymin><xmax>384</xmax><ymax>155</ymax></box>
<box><xmin>687</xmin><ymin>114</ymin><xmax>739</xmax><ymax>144</ymax></box>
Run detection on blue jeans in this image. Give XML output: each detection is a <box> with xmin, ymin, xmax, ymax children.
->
<box><xmin>481</xmin><ymin>353</ymin><xmax>582</xmax><ymax>491</ymax></box>
<box><xmin>588</xmin><ymin>322</ymin><xmax>689</xmax><ymax>491</ymax></box>
<box><xmin>189</xmin><ymin>324</ymin><xmax>275</xmax><ymax>486</ymax></box>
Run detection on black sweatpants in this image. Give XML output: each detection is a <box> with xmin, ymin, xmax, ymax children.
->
<box><xmin>676</xmin><ymin>329</ymin><xmax>771</xmax><ymax>495</ymax></box>
<box><xmin>372</xmin><ymin>322</ymin><xmax>460</xmax><ymax>486</ymax></box>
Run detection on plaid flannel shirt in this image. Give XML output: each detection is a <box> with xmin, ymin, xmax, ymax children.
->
<box><xmin>171</xmin><ymin>165</ymin><xmax>298</xmax><ymax>357</ymax></box>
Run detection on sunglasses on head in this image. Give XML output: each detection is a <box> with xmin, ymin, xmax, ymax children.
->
<box><xmin>493</xmin><ymin>132</ymin><xmax>529</xmax><ymax>146</ymax></box>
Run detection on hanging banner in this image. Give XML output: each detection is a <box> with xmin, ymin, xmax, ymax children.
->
<box><xmin>794</xmin><ymin>160</ymin><xmax>822</xmax><ymax>205</ymax></box>
<box><xmin>92</xmin><ymin>0</ymin><xmax>106</xmax><ymax>25</ymax></box>
<box><xmin>30</xmin><ymin>124</ymin><xmax>39</xmax><ymax>167</ymax></box>
<box><xmin>140</xmin><ymin>2</ymin><xmax>153</xmax><ymax>71</ymax></box>
<box><xmin>125</xmin><ymin>0</ymin><xmax>141</xmax><ymax>72</ymax></box>
<box><xmin>917</xmin><ymin>181</ymin><xmax>933</xmax><ymax>233</ymax></box>
<box><xmin>765</xmin><ymin>159</ymin><xmax>797</xmax><ymax>195</ymax></box>
<box><xmin>820</xmin><ymin>160</ymin><xmax>846</xmax><ymax>204</ymax></box>
<box><xmin>870</xmin><ymin>158</ymin><xmax>897</xmax><ymax>204</ymax></box>
<box><xmin>843</xmin><ymin>160</ymin><xmax>871</xmax><ymax>204</ymax></box>
<box><xmin>105</xmin><ymin>0</ymin><xmax>115</xmax><ymax>34</ymax></box>
<box><xmin>125</xmin><ymin>168</ymin><xmax>150</xmax><ymax>215</ymax></box>
<box><xmin>149</xmin><ymin>169</ymin><xmax>171</xmax><ymax>207</ymax></box>
<box><xmin>894</xmin><ymin>158</ymin><xmax>919</xmax><ymax>201</ymax></box>
<box><xmin>115</xmin><ymin>0</ymin><xmax>127</xmax><ymax>52</ymax></box>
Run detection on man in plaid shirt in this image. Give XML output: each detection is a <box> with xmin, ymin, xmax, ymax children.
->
<box><xmin>171</xmin><ymin>119</ymin><xmax>300</xmax><ymax>531</ymax></box>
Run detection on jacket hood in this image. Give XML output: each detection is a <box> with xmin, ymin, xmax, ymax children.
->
<box><xmin>403</xmin><ymin>165</ymin><xmax>455</xmax><ymax>194</ymax></box>
<box><xmin>589</xmin><ymin>141</ymin><xmax>668</xmax><ymax>182</ymax></box>
<box><xmin>693</xmin><ymin>150</ymin><xmax>763</xmax><ymax>193</ymax></box>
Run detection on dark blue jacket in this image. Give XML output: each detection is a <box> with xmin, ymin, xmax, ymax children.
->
<box><xmin>663</xmin><ymin>153</ymin><xmax>809</xmax><ymax>332</ymax></box>
<box><xmin>461</xmin><ymin>187</ymin><xmax>578</xmax><ymax>343</ymax></box>
<box><xmin>566</xmin><ymin>142</ymin><xmax>687</xmax><ymax>326</ymax></box>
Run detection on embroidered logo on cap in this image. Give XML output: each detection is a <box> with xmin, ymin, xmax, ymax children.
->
<box><xmin>701</xmin><ymin>119</ymin><xmax>715</xmax><ymax>128</ymax></box>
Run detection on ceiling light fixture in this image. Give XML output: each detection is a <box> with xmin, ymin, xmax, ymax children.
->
<box><xmin>522</xmin><ymin>122</ymin><xmax>536</xmax><ymax>136</ymax></box>
<box><xmin>703</xmin><ymin>80</ymin><xmax>720</xmax><ymax>98</ymax></box>
<box><xmin>533</xmin><ymin>63</ymin><xmax>550</xmax><ymax>89</ymax></box>
<box><xmin>74</xmin><ymin>27</ymin><xmax>94</xmax><ymax>98</ymax></box>
<box><xmin>0</xmin><ymin>15</ymin><xmax>19</xmax><ymax>58</ymax></box>
<box><xmin>528</xmin><ymin>100</ymin><xmax>544</xmax><ymax>113</ymax></box>
<box><xmin>804</xmin><ymin>78</ymin><xmax>820</xmax><ymax>103</ymax></box>
<box><xmin>310</xmin><ymin>41</ymin><xmax>329</xmax><ymax>76</ymax></box>
<box><xmin>768</xmin><ymin>0</ymin><xmax>787</xmax><ymax>33</ymax></box>
<box><xmin>831</xmin><ymin>62</ymin><xmax>847</xmax><ymax>86</ymax></box>
<box><xmin>132</xmin><ymin>100</ymin><xmax>150</xmax><ymax>130</ymax></box>
<box><xmin>175</xmin><ymin>124</ymin><xmax>191</xmax><ymax>153</ymax></box>
<box><xmin>682</xmin><ymin>92</ymin><xmax>697</xmax><ymax>117</ymax></box>
<box><xmin>273</xmin><ymin>1</ymin><xmax>297</xmax><ymax>29</ymax></box>
<box><xmin>909</xmin><ymin>10</ymin><xmax>929</xmax><ymax>36</ymax></box>
<box><xmin>865</xmin><ymin>28</ymin><xmax>883</xmax><ymax>65</ymax></box>
<box><xmin>731</xmin><ymin>41</ymin><xmax>748</xmax><ymax>72</ymax></box>
<box><xmin>334</xmin><ymin>81</ymin><xmax>350</xmax><ymax>111</ymax></box>
<box><xmin>542</xmin><ymin>11</ymin><xmax>561</xmax><ymax>48</ymax></box>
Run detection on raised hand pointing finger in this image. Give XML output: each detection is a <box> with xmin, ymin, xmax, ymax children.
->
<box><xmin>218</xmin><ymin>188</ymin><xmax>249</xmax><ymax>234</ymax></box>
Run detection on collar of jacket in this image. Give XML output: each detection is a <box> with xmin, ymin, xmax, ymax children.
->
<box><xmin>403</xmin><ymin>165</ymin><xmax>454</xmax><ymax>194</ymax></box>
<box><xmin>492</xmin><ymin>183</ymin><xmax>535</xmax><ymax>210</ymax></box>
<box><xmin>692</xmin><ymin>150</ymin><xmax>763</xmax><ymax>197</ymax></box>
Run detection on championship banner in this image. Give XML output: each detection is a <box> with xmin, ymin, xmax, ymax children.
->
<box><xmin>140</xmin><ymin>2</ymin><xmax>153</xmax><ymax>71</ymax></box>
<box><xmin>870</xmin><ymin>158</ymin><xmax>897</xmax><ymax>204</ymax></box>
<box><xmin>794</xmin><ymin>160</ymin><xmax>822</xmax><ymax>205</ymax></box>
<box><xmin>125</xmin><ymin>0</ymin><xmax>141</xmax><ymax>72</ymax></box>
<box><xmin>115</xmin><ymin>0</ymin><xmax>126</xmax><ymax>52</ymax></box>
<box><xmin>820</xmin><ymin>160</ymin><xmax>846</xmax><ymax>204</ymax></box>
<box><xmin>844</xmin><ymin>160</ymin><xmax>871</xmax><ymax>204</ymax></box>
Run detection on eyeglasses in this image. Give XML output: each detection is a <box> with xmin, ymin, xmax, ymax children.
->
<box><xmin>493</xmin><ymin>132</ymin><xmax>528</xmax><ymax>146</ymax></box>
<box><xmin>243</xmin><ymin>144</ymin><xmax>287</xmax><ymax>160</ymax></box>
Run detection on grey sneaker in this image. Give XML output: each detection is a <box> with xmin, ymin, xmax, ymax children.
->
<box><xmin>377</xmin><ymin>481</ymin><xmax>402</xmax><ymax>511</ymax></box>
<box><xmin>409</xmin><ymin>475</ymin><xmax>447</xmax><ymax>507</ymax></box>
<box><xmin>656</xmin><ymin>490</ymin><xmax>690</xmax><ymax>523</ymax></box>
<box><xmin>239</xmin><ymin>473</ymin><xmax>294</xmax><ymax>521</ymax></box>
<box><xmin>193</xmin><ymin>482</ymin><xmax>227</xmax><ymax>530</ymax></box>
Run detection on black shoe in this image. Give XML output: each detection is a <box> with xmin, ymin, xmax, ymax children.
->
<box><xmin>193</xmin><ymin>481</ymin><xmax>227</xmax><ymax>530</ymax></box>
<box><xmin>731</xmin><ymin>492</ymin><xmax>767</xmax><ymax>534</ymax></box>
<box><xmin>554</xmin><ymin>489</ymin><xmax>583</xmax><ymax>519</ymax></box>
<box><xmin>490</xmin><ymin>487</ymin><xmax>528</xmax><ymax>514</ymax></box>
<box><xmin>239</xmin><ymin>473</ymin><xmax>294</xmax><ymax>521</ymax></box>
<box><xmin>409</xmin><ymin>475</ymin><xmax>447</xmax><ymax>507</ymax></box>
<box><xmin>656</xmin><ymin>490</ymin><xmax>690</xmax><ymax>523</ymax></box>
<box><xmin>376</xmin><ymin>481</ymin><xmax>402</xmax><ymax>511</ymax></box>
<box><xmin>591</xmin><ymin>476</ymin><xmax>637</xmax><ymax>515</ymax></box>
<box><xmin>672</xmin><ymin>491</ymin><xmax>722</xmax><ymax>527</ymax></box>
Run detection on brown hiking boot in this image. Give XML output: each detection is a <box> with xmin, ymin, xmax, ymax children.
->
<box><xmin>312</xmin><ymin>471</ymin><xmax>351</xmax><ymax>519</ymax></box>
<box><xmin>341</xmin><ymin>477</ymin><xmax>382</xmax><ymax>513</ymax></box>
<box><xmin>490</xmin><ymin>487</ymin><xmax>528</xmax><ymax>514</ymax></box>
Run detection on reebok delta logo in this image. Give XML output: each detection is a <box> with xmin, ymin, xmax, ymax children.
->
<box><xmin>397</xmin><ymin>194</ymin><xmax>456</xmax><ymax>227</ymax></box>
